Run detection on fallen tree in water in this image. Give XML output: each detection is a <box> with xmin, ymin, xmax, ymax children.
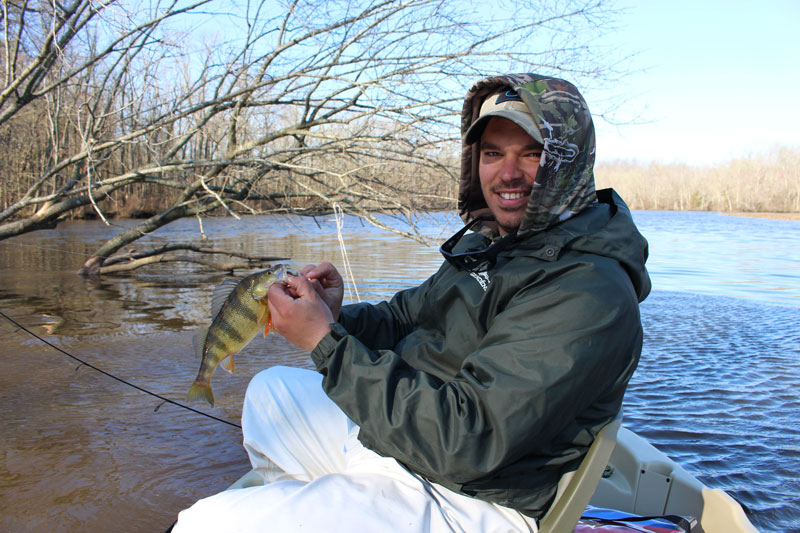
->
<box><xmin>80</xmin><ymin>243</ymin><xmax>289</xmax><ymax>276</ymax></box>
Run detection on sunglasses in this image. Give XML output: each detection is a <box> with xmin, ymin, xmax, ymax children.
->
<box><xmin>439</xmin><ymin>218</ymin><xmax>517</xmax><ymax>273</ymax></box>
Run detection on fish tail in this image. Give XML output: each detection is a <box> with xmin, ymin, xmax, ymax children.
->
<box><xmin>187</xmin><ymin>381</ymin><xmax>215</xmax><ymax>407</ymax></box>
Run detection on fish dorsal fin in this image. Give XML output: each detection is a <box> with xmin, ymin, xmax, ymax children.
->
<box><xmin>220</xmin><ymin>354</ymin><xmax>235</xmax><ymax>373</ymax></box>
<box><xmin>210</xmin><ymin>278</ymin><xmax>241</xmax><ymax>319</ymax></box>
<box><xmin>192</xmin><ymin>329</ymin><xmax>209</xmax><ymax>359</ymax></box>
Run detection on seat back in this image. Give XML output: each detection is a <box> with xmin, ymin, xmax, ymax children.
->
<box><xmin>538</xmin><ymin>411</ymin><xmax>623</xmax><ymax>533</ymax></box>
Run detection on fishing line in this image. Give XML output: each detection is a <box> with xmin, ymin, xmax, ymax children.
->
<box><xmin>0</xmin><ymin>309</ymin><xmax>242</xmax><ymax>429</ymax></box>
<box><xmin>332</xmin><ymin>203</ymin><xmax>361</xmax><ymax>303</ymax></box>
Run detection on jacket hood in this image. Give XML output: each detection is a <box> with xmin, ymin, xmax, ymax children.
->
<box><xmin>558</xmin><ymin>188</ymin><xmax>651</xmax><ymax>302</ymax></box>
<box><xmin>459</xmin><ymin>73</ymin><xmax>598</xmax><ymax>237</ymax></box>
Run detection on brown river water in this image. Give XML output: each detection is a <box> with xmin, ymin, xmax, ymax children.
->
<box><xmin>0</xmin><ymin>211</ymin><xmax>798</xmax><ymax>532</ymax></box>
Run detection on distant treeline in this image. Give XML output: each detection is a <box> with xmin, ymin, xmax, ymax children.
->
<box><xmin>4</xmin><ymin>137</ymin><xmax>796</xmax><ymax>221</ymax></box>
<box><xmin>20</xmin><ymin>146</ymin><xmax>800</xmax><ymax>220</ymax></box>
<box><xmin>595</xmin><ymin>147</ymin><xmax>800</xmax><ymax>213</ymax></box>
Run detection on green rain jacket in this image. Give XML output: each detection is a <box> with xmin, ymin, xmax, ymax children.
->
<box><xmin>310</xmin><ymin>74</ymin><xmax>651</xmax><ymax>519</ymax></box>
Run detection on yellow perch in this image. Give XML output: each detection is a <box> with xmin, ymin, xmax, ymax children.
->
<box><xmin>187</xmin><ymin>264</ymin><xmax>296</xmax><ymax>407</ymax></box>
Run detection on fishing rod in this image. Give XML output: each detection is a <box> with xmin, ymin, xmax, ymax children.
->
<box><xmin>0</xmin><ymin>309</ymin><xmax>242</xmax><ymax>429</ymax></box>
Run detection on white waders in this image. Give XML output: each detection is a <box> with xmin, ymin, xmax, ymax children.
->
<box><xmin>174</xmin><ymin>366</ymin><xmax>538</xmax><ymax>532</ymax></box>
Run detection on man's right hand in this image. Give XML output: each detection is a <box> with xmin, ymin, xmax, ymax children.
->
<box><xmin>267</xmin><ymin>275</ymin><xmax>333</xmax><ymax>352</ymax></box>
<box><xmin>300</xmin><ymin>261</ymin><xmax>344</xmax><ymax>321</ymax></box>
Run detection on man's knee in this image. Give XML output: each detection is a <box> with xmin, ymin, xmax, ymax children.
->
<box><xmin>245</xmin><ymin>365</ymin><xmax>321</xmax><ymax>403</ymax></box>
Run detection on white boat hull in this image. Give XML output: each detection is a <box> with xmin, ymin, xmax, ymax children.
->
<box><xmin>590</xmin><ymin>427</ymin><xmax>757</xmax><ymax>533</ymax></box>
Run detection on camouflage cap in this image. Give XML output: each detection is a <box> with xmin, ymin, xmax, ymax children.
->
<box><xmin>464</xmin><ymin>89</ymin><xmax>544</xmax><ymax>145</ymax></box>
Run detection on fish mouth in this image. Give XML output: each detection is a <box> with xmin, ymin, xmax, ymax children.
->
<box><xmin>251</xmin><ymin>264</ymin><xmax>297</xmax><ymax>301</ymax></box>
<box><xmin>272</xmin><ymin>263</ymin><xmax>299</xmax><ymax>282</ymax></box>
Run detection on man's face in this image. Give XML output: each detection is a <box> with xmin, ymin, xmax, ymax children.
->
<box><xmin>478</xmin><ymin>117</ymin><xmax>542</xmax><ymax>235</ymax></box>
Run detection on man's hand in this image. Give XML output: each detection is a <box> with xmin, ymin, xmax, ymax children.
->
<box><xmin>267</xmin><ymin>274</ymin><xmax>335</xmax><ymax>352</ymax></box>
<box><xmin>300</xmin><ymin>261</ymin><xmax>344</xmax><ymax>321</ymax></box>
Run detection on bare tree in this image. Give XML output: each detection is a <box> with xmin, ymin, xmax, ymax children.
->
<box><xmin>0</xmin><ymin>0</ymin><xmax>621</xmax><ymax>275</ymax></box>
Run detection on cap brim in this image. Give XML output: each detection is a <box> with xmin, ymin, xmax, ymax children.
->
<box><xmin>464</xmin><ymin>110</ymin><xmax>543</xmax><ymax>145</ymax></box>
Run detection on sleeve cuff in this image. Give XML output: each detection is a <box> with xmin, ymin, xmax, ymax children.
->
<box><xmin>310</xmin><ymin>322</ymin><xmax>349</xmax><ymax>368</ymax></box>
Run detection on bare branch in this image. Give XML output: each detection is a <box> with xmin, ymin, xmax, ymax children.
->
<box><xmin>97</xmin><ymin>253</ymin><xmax>285</xmax><ymax>275</ymax></box>
<box><xmin>0</xmin><ymin>0</ymin><xmax>628</xmax><ymax>275</ymax></box>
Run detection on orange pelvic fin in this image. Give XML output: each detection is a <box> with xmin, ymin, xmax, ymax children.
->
<box><xmin>220</xmin><ymin>355</ymin><xmax>235</xmax><ymax>373</ymax></box>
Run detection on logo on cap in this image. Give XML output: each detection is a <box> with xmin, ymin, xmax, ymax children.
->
<box><xmin>495</xmin><ymin>90</ymin><xmax>523</xmax><ymax>104</ymax></box>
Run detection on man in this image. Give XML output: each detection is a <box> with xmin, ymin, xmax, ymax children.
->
<box><xmin>175</xmin><ymin>73</ymin><xmax>650</xmax><ymax>531</ymax></box>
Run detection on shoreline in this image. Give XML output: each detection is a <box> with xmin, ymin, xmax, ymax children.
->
<box><xmin>6</xmin><ymin>208</ymin><xmax>800</xmax><ymax>225</ymax></box>
<box><xmin>724</xmin><ymin>212</ymin><xmax>800</xmax><ymax>221</ymax></box>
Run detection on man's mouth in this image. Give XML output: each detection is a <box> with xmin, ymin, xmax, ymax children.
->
<box><xmin>499</xmin><ymin>192</ymin><xmax>527</xmax><ymax>200</ymax></box>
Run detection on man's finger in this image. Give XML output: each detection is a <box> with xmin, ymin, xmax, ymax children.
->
<box><xmin>299</xmin><ymin>263</ymin><xmax>317</xmax><ymax>277</ymax></box>
<box><xmin>267</xmin><ymin>281</ymin><xmax>294</xmax><ymax>307</ymax></box>
<box><xmin>286</xmin><ymin>273</ymin><xmax>316</xmax><ymax>298</ymax></box>
<box><xmin>305</xmin><ymin>261</ymin><xmax>334</xmax><ymax>281</ymax></box>
<box><xmin>306</xmin><ymin>277</ymin><xmax>326</xmax><ymax>298</ymax></box>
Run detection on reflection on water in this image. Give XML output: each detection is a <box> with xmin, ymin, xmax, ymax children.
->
<box><xmin>0</xmin><ymin>211</ymin><xmax>798</xmax><ymax>532</ymax></box>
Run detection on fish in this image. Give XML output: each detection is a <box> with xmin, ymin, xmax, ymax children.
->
<box><xmin>187</xmin><ymin>264</ymin><xmax>297</xmax><ymax>407</ymax></box>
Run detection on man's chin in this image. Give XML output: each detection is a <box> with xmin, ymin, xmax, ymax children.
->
<box><xmin>496</xmin><ymin>215</ymin><xmax>524</xmax><ymax>235</ymax></box>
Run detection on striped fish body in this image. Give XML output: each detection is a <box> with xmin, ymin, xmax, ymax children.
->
<box><xmin>187</xmin><ymin>265</ymin><xmax>291</xmax><ymax>406</ymax></box>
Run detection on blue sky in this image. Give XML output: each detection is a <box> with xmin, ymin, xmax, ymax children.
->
<box><xmin>588</xmin><ymin>0</ymin><xmax>800</xmax><ymax>166</ymax></box>
<box><xmin>182</xmin><ymin>1</ymin><xmax>798</xmax><ymax>168</ymax></box>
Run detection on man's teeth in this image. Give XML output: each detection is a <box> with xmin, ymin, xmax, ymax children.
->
<box><xmin>500</xmin><ymin>192</ymin><xmax>526</xmax><ymax>200</ymax></box>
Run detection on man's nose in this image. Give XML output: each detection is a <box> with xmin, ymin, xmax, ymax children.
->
<box><xmin>499</xmin><ymin>155</ymin><xmax>523</xmax><ymax>181</ymax></box>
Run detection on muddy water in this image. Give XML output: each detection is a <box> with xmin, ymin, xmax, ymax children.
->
<box><xmin>0</xmin><ymin>211</ymin><xmax>798</xmax><ymax>532</ymax></box>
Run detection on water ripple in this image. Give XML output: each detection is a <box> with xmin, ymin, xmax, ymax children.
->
<box><xmin>625</xmin><ymin>291</ymin><xmax>800</xmax><ymax>532</ymax></box>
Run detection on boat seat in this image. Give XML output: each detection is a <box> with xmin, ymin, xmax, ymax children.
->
<box><xmin>538</xmin><ymin>410</ymin><xmax>623</xmax><ymax>533</ymax></box>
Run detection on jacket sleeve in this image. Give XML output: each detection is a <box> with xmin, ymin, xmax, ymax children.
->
<box><xmin>332</xmin><ymin>275</ymin><xmax>432</xmax><ymax>352</ymax></box>
<box><xmin>309</xmin><ymin>260</ymin><xmax>642</xmax><ymax>486</ymax></box>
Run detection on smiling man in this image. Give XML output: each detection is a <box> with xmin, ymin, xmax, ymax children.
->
<box><xmin>468</xmin><ymin>88</ymin><xmax>544</xmax><ymax>236</ymax></box>
<box><xmin>175</xmin><ymin>74</ymin><xmax>651</xmax><ymax>532</ymax></box>
<box><xmin>476</xmin><ymin>115</ymin><xmax>542</xmax><ymax>234</ymax></box>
